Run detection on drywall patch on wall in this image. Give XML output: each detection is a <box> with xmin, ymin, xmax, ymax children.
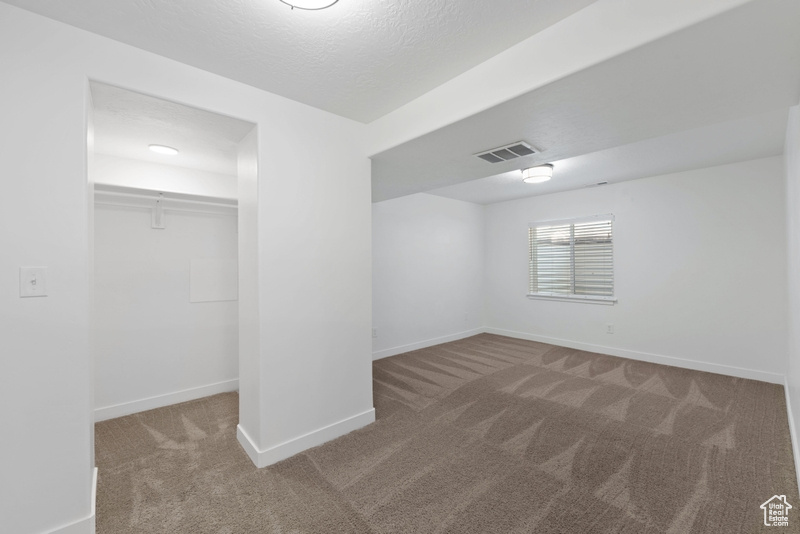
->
<box><xmin>190</xmin><ymin>259</ymin><xmax>238</xmax><ymax>303</ymax></box>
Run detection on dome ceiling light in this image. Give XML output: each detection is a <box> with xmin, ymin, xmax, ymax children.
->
<box><xmin>280</xmin><ymin>0</ymin><xmax>339</xmax><ymax>10</ymax></box>
<box><xmin>149</xmin><ymin>144</ymin><xmax>179</xmax><ymax>156</ymax></box>
<box><xmin>522</xmin><ymin>164</ymin><xmax>554</xmax><ymax>184</ymax></box>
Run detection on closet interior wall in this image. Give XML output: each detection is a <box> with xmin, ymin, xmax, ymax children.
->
<box><xmin>93</xmin><ymin>184</ymin><xmax>239</xmax><ymax>421</ymax></box>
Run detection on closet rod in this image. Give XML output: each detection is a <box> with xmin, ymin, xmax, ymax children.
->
<box><xmin>94</xmin><ymin>184</ymin><xmax>237</xmax><ymax>208</ymax></box>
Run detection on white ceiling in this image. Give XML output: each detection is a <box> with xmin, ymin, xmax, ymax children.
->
<box><xmin>15</xmin><ymin>0</ymin><xmax>800</xmax><ymax>205</ymax></box>
<box><xmin>427</xmin><ymin>109</ymin><xmax>789</xmax><ymax>205</ymax></box>
<box><xmin>5</xmin><ymin>0</ymin><xmax>596</xmax><ymax>123</ymax></box>
<box><xmin>371</xmin><ymin>0</ymin><xmax>800</xmax><ymax>202</ymax></box>
<box><xmin>91</xmin><ymin>82</ymin><xmax>254</xmax><ymax>176</ymax></box>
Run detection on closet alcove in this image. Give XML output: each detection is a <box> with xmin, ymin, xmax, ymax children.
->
<box><xmin>89</xmin><ymin>81</ymin><xmax>255</xmax><ymax>421</ymax></box>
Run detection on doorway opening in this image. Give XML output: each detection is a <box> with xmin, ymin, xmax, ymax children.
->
<box><xmin>87</xmin><ymin>81</ymin><xmax>256</xmax><ymax>422</ymax></box>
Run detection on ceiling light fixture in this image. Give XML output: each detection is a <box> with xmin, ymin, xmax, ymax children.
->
<box><xmin>149</xmin><ymin>144</ymin><xmax>179</xmax><ymax>156</ymax></box>
<box><xmin>522</xmin><ymin>164</ymin><xmax>553</xmax><ymax>184</ymax></box>
<box><xmin>279</xmin><ymin>0</ymin><xmax>338</xmax><ymax>10</ymax></box>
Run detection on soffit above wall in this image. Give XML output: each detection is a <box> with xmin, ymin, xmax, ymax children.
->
<box><xmin>91</xmin><ymin>81</ymin><xmax>254</xmax><ymax>176</ymax></box>
<box><xmin>426</xmin><ymin>109</ymin><xmax>789</xmax><ymax>205</ymax></box>
<box><xmin>10</xmin><ymin>0</ymin><xmax>798</xmax><ymax>205</ymax></box>
<box><xmin>371</xmin><ymin>0</ymin><xmax>800</xmax><ymax>203</ymax></box>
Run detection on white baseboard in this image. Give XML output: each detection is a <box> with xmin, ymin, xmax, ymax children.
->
<box><xmin>484</xmin><ymin>327</ymin><xmax>785</xmax><ymax>385</ymax></box>
<box><xmin>95</xmin><ymin>379</ymin><xmax>239</xmax><ymax>421</ymax></box>
<box><xmin>90</xmin><ymin>467</ymin><xmax>97</xmax><ymax>533</ymax></box>
<box><xmin>48</xmin><ymin>516</ymin><xmax>93</xmax><ymax>534</ymax></box>
<box><xmin>48</xmin><ymin>467</ymin><xmax>97</xmax><ymax>534</ymax></box>
<box><xmin>372</xmin><ymin>328</ymin><xmax>484</xmax><ymax>360</ymax></box>
<box><xmin>236</xmin><ymin>424</ymin><xmax>261</xmax><ymax>466</ymax></box>
<box><xmin>785</xmin><ymin>377</ymin><xmax>800</xmax><ymax>493</ymax></box>
<box><xmin>237</xmin><ymin>407</ymin><xmax>376</xmax><ymax>468</ymax></box>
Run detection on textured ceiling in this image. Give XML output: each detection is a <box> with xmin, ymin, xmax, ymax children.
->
<box><xmin>91</xmin><ymin>82</ymin><xmax>254</xmax><ymax>176</ymax></box>
<box><xmin>15</xmin><ymin>0</ymin><xmax>800</xmax><ymax>205</ymax></box>
<box><xmin>4</xmin><ymin>0</ymin><xmax>596</xmax><ymax>123</ymax></box>
<box><xmin>427</xmin><ymin>109</ymin><xmax>789</xmax><ymax>205</ymax></box>
<box><xmin>372</xmin><ymin>0</ymin><xmax>800</xmax><ymax>202</ymax></box>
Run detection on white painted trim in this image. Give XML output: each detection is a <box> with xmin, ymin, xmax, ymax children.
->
<box><xmin>484</xmin><ymin>327</ymin><xmax>785</xmax><ymax>384</ymax></box>
<box><xmin>95</xmin><ymin>184</ymin><xmax>237</xmax><ymax>206</ymax></box>
<box><xmin>47</xmin><ymin>516</ymin><xmax>93</xmax><ymax>534</ymax></box>
<box><xmin>529</xmin><ymin>213</ymin><xmax>614</xmax><ymax>228</ymax></box>
<box><xmin>785</xmin><ymin>377</ymin><xmax>800</xmax><ymax>493</ymax></box>
<box><xmin>90</xmin><ymin>467</ymin><xmax>97</xmax><ymax>533</ymax></box>
<box><xmin>527</xmin><ymin>294</ymin><xmax>617</xmax><ymax>305</ymax></box>
<box><xmin>95</xmin><ymin>379</ymin><xmax>238</xmax><ymax>421</ymax></box>
<box><xmin>237</xmin><ymin>407</ymin><xmax>376</xmax><ymax>468</ymax></box>
<box><xmin>47</xmin><ymin>467</ymin><xmax>98</xmax><ymax>534</ymax></box>
<box><xmin>94</xmin><ymin>185</ymin><xmax>236</xmax><ymax>217</ymax></box>
<box><xmin>236</xmin><ymin>424</ymin><xmax>261</xmax><ymax>467</ymax></box>
<box><xmin>372</xmin><ymin>328</ymin><xmax>484</xmax><ymax>361</ymax></box>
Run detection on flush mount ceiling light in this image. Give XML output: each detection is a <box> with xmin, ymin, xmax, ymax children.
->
<box><xmin>522</xmin><ymin>164</ymin><xmax>554</xmax><ymax>184</ymax></box>
<box><xmin>148</xmin><ymin>144</ymin><xmax>179</xmax><ymax>156</ymax></box>
<box><xmin>279</xmin><ymin>0</ymin><xmax>338</xmax><ymax>9</ymax></box>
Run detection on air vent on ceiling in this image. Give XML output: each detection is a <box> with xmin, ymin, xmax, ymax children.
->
<box><xmin>475</xmin><ymin>141</ymin><xmax>536</xmax><ymax>163</ymax></box>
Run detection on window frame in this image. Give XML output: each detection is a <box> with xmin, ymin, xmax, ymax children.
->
<box><xmin>527</xmin><ymin>214</ymin><xmax>617</xmax><ymax>305</ymax></box>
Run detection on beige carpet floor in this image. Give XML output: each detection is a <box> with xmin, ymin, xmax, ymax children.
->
<box><xmin>96</xmin><ymin>334</ymin><xmax>799</xmax><ymax>533</ymax></box>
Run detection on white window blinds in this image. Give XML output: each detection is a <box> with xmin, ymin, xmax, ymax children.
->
<box><xmin>528</xmin><ymin>214</ymin><xmax>614</xmax><ymax>301</ymax></box>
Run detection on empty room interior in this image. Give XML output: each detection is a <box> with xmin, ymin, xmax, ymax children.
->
<box><xmin>3</xmin><ymin>0</ymin><xmax>800</xmax><ymax>533</ymax></box>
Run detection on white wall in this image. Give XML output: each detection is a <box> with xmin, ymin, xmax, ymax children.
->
<box><xmin>1</xmin><ymin>12</ymin><xmax>94</xmax><ymax>534</ymax></box>
<box><xmin>93</xmin><ymin>154</ymin><xmax>240</xmax><ymax>420</ymax></box>
<box><xmin>785</xmin><ymin>105</ymin><xmax>800</xmax><ymax>486</ymax></box>
<box><xmin>485</xmin><ymin>157</ymin><xmax>788</xmax><ymax>382</ymax></box>
<box><xmin>236</xmin><ymin>127</ymin><xmax>261</xmax><ymax>450</ymax></box>
<box><xmin>0</xmin><ymin>4</ymin><xmax>372</xmax><ymax>533</ymax></box>
<box><xmin>372</xmin><ymin>194</ymin><xmax>484</xmax><ymax>359</ymax></box>
<box><xmin>93</xmin><ymin>198</ymin><xmax>238</xmax><ymax>420</ymax></box>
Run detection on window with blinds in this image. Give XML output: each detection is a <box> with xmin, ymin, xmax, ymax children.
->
<box><xmin>528</xmin><ymin>214</ymin><xmax>615</xmax><ymax>302</ymax></box>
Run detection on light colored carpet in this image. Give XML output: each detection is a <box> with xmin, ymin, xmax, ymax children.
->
<box><xmin>96</xmin><ymin>333</ymin><xmax>799</xmax><ymax>533</ymax></box>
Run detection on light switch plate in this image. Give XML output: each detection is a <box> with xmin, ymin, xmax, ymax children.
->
<box><xmin>20</xmin><ymin>267</ymin><xmax>47</xmax><ymax>297</ymax></box>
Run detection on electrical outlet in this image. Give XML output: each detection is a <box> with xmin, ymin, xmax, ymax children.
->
<box><xmin>606</xmin><ymin>324</ymin><xmax>614</xmax><ymax>334</ymax></box>
<box><xmin>372</xmin><ymin>328</ymin><xmax>378</xmax><ymax>338</ymax></box>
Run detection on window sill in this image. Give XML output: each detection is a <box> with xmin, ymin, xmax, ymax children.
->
<box><xmin>526</xmin><ymin>293</ymin><xmax>617</xmax><ymax>305</ymax></box>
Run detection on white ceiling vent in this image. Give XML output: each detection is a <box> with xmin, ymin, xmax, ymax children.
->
<box><xmin>475</xmin><ymin>141</ymin><xmax>536</xmax><ymax>163</ymax></box>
